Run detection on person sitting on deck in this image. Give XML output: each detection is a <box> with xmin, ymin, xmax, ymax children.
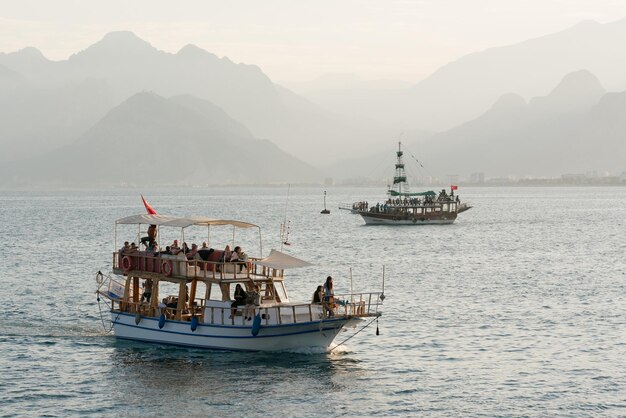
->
<box><xmin>229</xmin><ymin>284</ymin><xmax>247</xmax><ymax>319</ymax></box>
<box><xmin>170</xmin><ymin>240</ymin><xmax>181</xmax><ymax>255</ymax></box>
<box><xmin>243</xmin><ymin>284</ymin><xmax>261</xmax><ymax>321</ymax></box>
<box><xmin>230</xmin><ymin>246</ymin><xmax>248</xmax><ymax>272</ymax></box>
<box><xmin>312</xmin><ymin>285</ymin><xmax>324</xmax><ymax>304</ymax></box>
<box><xmin>186</xmin><ymin>243</ymin><xmax>199</xmax><ymax>260</ymax></box>
<box><xmin>119</xmin><ymin>241</ymin><xmax>130</xmax><ymax>254</ymax></box>
<box><xmin>197</xmin><ymin>242</ymin><xmax>214</xmax><ymax>261</ymax></box>
<box><xmin>221</xmin><ymin>245</ymin><xmax>232</xmax><ymax>262</ymax></box>
<box><xmin>182</xmin><ymin>242</ymin><xmax>190</xmax><ymax>255</ymax></box>
<box><xmin>147</xmin><ymin>241</ymin><xmax>159</xmax><ymax>255</ymax></box>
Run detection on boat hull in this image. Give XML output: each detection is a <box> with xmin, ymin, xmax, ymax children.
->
<box><xmin>111</xmin><ymin>312</ymin><xmax>355</xmax><ymax>352</ymax></box>
<box><xmin>360</xmin><ymin>213</ymin><xmax>456</xmax><ymax>225</ymax></box>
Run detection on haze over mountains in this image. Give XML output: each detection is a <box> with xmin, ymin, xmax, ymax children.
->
<box><xmin>0</xmin><ymin>92</ymin><xmax>319</xmax><ymax>186</ymax></box>
<box><xmin>0</xmin><ymin>20</ymin><xmax>625</xmax><ymax>186</ymax></box>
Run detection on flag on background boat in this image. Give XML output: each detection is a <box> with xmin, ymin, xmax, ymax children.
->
<box><xmin>450</xmin><ymin>185</ymin><xmax>458</xmax><ymax>191</ymax></box>
<box><xmin>141</xmin><ymin>194</ymin><xmax>157</xmax><ymax>214</ymax></box>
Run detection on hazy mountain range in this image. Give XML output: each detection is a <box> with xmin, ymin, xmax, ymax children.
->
<box><xmin>1</xmin><ymin>20</ymin><xmax>625</xmax><ymax>186</ymax></box>
<box><xmin>292</xmin><ymin>19</ymin><xmax>626</xmax><ymax>134</ymax></box>
<box><xmin>323</xmin><ymin>69</ymin><xmax>624</xmax><ymax>179</ymax></box>
<box><xmin>0</xmin><ymin>92</ymin><xmax>319</xmax><ymax>186</ymax></box>
<box><xmin>0</xmin><ymin>31</ymin><xmax>384</xmax><ymax>167</ymax></box>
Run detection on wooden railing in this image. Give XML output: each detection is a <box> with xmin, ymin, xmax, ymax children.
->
<box><xmin>104</xmin><ymin>285</ymin><xmax>383</xmax><ymax>326</ymax></box>
<box><xmin>112</xmin><ymin>252</ymin><xmax>261</xmax><ymax>280</ymax></box>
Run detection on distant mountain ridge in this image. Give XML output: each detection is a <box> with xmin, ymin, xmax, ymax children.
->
<box><xmin>0</xmin><ymin>31</ymin><xmax>381</xmax><ymax>165</ymax></box>
<box><xmin>323</xmin><ymin>70</ymin><xmax>624</xmax><ymax>179</ymax></box>
<box><xmin>0</xmin><ymin>92</ymin><xmax>319</xmax><ymax>186</ymax></box>
<box><xmin>407</xmin><ymin>70</ymin><xmax>622</xmax><ymax>177</ymax></box>
<box><xmin>1</xmin><ymin>23</ymin><xmax>626</xmax><ymax>184</ymax></box>
<box><xmin>297</xmin><ymin>19</ymin><xmax>626</xmax><ymax>134</ymax></box>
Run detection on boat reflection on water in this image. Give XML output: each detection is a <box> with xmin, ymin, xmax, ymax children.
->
<box><xmin>106</xmin><ymin>341</ymin><xmax>364</xmax><ymax>411</ymax></box>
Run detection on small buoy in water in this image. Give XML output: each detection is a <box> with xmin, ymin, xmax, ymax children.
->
<box><xmin>158</xmin><ymin>313</ymin><xmax>166</xmax><ymax>329</ymax></box>
<box><xmin>251</xmin><ymin>314</ymin><xmax>262</xmax><ymax>336</ymax></box>
<box><xmin>190</xmin><ymin>316</ymin><xmax>198</xmax><ymax>332</ymax></box>
<box><xmin>135</xmin><ymin>313</ymin><xmax>142</xmax><ymax>325</ymax></box>
<box><xmin>376</xmin><ymin>319</ymin><xmax>380</xmax><ymax>336</ymax></box>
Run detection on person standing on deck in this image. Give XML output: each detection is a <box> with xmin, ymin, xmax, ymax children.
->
<box><xmin>141</xmin><ymin>224</ymin><xmax>157</xmax><ymax>249</ymax></box>
<box><xmin>323</xmin><ymin>276</ymin><xmax>335</xmax><ymax>317</ymax></box>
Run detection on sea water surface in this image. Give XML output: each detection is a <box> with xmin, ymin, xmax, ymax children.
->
<box><xmin>0</xmin><ymin>186</ymin><xmax>625</xmax><ymax>416</ymax></box>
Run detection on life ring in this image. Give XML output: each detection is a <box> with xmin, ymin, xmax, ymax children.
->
<box><xmin>121</xmin><ymin>256</ymin><xmax>132</xmax><ymax>272</ymax></box>
<box><xmin>161</xmin><ymin>259</ymin><xmax>173</xmax><ymax>277</ymax></box>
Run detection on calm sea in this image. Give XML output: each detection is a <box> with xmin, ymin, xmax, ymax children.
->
<box><xmin>0</xmin><ymin>186</ymin><xmax>624</xmax><ymax>417</ymax></box>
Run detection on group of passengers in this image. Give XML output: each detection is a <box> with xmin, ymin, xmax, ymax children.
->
<box><xmin>229</xmin><ymin>283</ymin><xmax>261</xmax><ymax>321</ymax></box>
<box><xmin>119</xmin><ymin>224</ymin><xmax>249</xmax><ymax>272</ymax></box>
<box><xmin>312</xmin><ymin>276</ymin><xmax>335</xmax><ymax>317</ymax></box>
<box><xmin>352</xmin><ymin>201</ymin><xmax>368</xmax><ymax>211</ymax></box>
<box><xmin>367</xmin><ymin>191</ymin><xmax>461</xmax><ymax>213</ymax></box>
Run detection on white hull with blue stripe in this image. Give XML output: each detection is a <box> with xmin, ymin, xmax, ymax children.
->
<box><xmin>112</xmin><ymin>312</ymin><xmax>355</xmax><ymax>351</ymax></box>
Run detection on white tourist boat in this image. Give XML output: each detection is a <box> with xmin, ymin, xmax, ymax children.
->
<box><xmin>96</xmin><ymin>214</ymin><xmax>383</xmax><ymax>352</ymax></box>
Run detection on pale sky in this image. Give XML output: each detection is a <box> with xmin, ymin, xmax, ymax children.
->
<box><xmin>1</xmin><ymin>0</ymin><xmax>625</xmax><ymax>83</ymax></box>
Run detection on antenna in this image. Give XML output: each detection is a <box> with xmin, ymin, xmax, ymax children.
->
<box><xmin>350</xmin><ymin>267</ymin><xmax>354</xmax><ymax>307</ymax></box>
<box><xmin>280</xmin><ymin>185</ymin><xmax>291</xmax><ymax>250</ymax></box>
<box><xmin>380</xmin><ymin>265</ymin><xmax>386</xmax><ymax>301</ymax></box>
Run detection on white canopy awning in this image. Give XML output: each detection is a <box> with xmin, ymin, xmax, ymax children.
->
<box><xmin>115</xmin><ymin>214</ymin><xmax>258</xmax><ymax>229</ymax></box>
<box><xmin>253</xmin><ymin>249</ymin><xmax>313</xmax><ymax>270</ymax></box>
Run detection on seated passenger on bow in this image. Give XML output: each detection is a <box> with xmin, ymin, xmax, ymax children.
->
<box><xmin>243</xmin><ymin>284</ymin><xmax>261</xmax><ymax>321</ymax></box>
<box><xmin>312</xmin><ymin>285</ymin><xmax>324</xmax><ymax>304</ymax></box>
<box><xmin>230</xmin><ymin>284</ymin><xmax>247</xmax><ymax>319</ymax></box>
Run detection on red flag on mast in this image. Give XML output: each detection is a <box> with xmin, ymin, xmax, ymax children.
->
<box><xmin>450</xmin><ymin>185</ymin><xmax>458</xmax><ymax>191</ymax></box>
<box><xmin>141</xmin><ymin>194</ymin><xmax>157</xmax><ymax>215</ymax></box>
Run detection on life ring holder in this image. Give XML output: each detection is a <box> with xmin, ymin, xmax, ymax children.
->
<box><xmin>121</xmin><ymin>256</ymin><xmax>132</xmax><ymax>272</ymax></box>
<box><xmin>161</xmin><ymin>259</ymin><xmax>173</xmax><ymax>277</ymax></box>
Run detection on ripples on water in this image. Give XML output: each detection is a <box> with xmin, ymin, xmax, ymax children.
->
<box><xmin>0</xmin><ymin>187</ymin><xmax>625</xmax><ymax>416</ymax></box>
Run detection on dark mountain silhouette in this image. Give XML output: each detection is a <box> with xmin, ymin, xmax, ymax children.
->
<box><xmin>0</xmin><ymin>92</ymin><xmax>319</xmax><ymax>186</ymax></box>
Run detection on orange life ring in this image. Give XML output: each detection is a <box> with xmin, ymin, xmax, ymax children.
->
<box><xmin>161</xmin><ymin>259</ymin><xmax>173</xmax><ymax>277</ymax></box>
<box><xmin>121</xmin><ymin>256</ymin><xmax>132</xmax><ymax>272</ymax></box>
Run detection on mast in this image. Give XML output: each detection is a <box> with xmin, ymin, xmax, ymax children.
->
<box><xmin>392</xmin><ymin>141</ymin><xmax>408</xmax><ymax>196</ymax></box>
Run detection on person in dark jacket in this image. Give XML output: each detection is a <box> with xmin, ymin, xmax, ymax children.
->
<box><xmin>229</xmin><ymin>284</ymin><xmax>247</xmax><ymax>319</ymax></box>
